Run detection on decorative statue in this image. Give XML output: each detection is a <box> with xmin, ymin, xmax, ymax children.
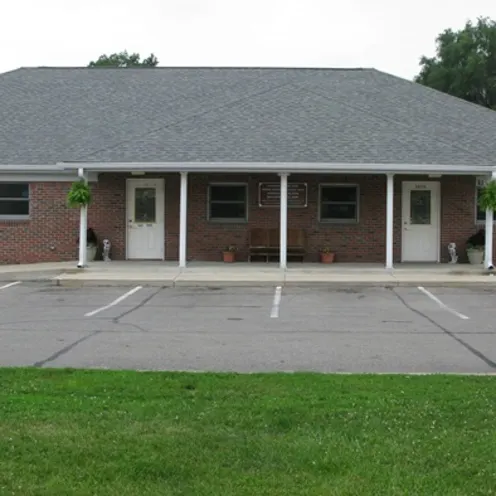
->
<box><xmin>447</xmin><ymin>242</ymin><xmax>458</xmax><ymax>264</ymax></box>
<box><xmin>102</xmin><ymin>239</ymin><xmax>112</xmax><ymax>262</ymax></box>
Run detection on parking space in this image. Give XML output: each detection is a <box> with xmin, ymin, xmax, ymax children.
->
<box><xmin>0</xmin><ymin>282</ymin><xmax>495</xmax><ymax>373</ymax></box>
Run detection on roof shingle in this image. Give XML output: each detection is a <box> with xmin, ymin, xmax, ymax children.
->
<box><xmin>0</xmin><ymin>67</ymin><xmax>495</xmax><ymax>166</ymax></box>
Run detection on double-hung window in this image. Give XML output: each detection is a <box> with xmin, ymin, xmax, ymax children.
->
<box><xmin>0</xmin><ymin>183</ymin><xmax>30</xmax><ymax>219</ymax></box>
<box><xmin>208</xmin><ymin>184</ymin><xmax>248</xmax><ymax>222</ymax></box>
<box><xmin>319</xmin><ymin>184</ymin><xmax>358</xmax><ymax>223</ymax></box>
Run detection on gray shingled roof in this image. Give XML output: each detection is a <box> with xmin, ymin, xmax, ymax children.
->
<box><xmin>1</xmin><ymin>67</ymin><xmax>495</xmax><ymax>166</ymax></box>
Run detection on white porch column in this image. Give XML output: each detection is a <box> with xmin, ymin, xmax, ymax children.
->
<box><xmin>385</xmin><ymin>173</ymin><xmax>394</xmax><ymax>270</ymax></box>
<box><xmin>484</xmin><ymin>171</ymin><xmax>496</xmax><ymax>270</ymax></box>
<box><xmin>179</xmin><ymin>171</ymin><xmax>188</xmax><ymax>268</ymax></box>
<box><xmin>77</xmin><ymin>167</ymin><xmax>88</xmax><ymax>268</ymax></box>
<box><xmin>279</xmin><ymin>172</ymin><xmax>289</xmax><ymax>269</ymax></box>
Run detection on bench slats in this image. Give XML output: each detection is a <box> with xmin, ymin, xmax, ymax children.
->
<box><xmin>248</xmin><ymin>228</ymin><xmax>306</xmax><ymax>262</ymax></box>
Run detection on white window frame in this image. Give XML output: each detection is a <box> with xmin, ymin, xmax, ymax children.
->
<box><xmin>207</xmin><ymin>182</ymin><xmax>248</xmax><ymax>223</ymax></box>
<box><xmin>319</xmin><ymin>183</ymin><xmax>359</xmax><ymax>224</ymax></box>
<box><xmin>0</xmin><ymin>183</ymin><xmax>30</xmax><ymax>220</ymax></box>
<box><xmin>475</xmin><ymin>176</ymin><xmax>495</xmax><ymax>224</ymax></box>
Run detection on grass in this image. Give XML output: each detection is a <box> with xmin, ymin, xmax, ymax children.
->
<box><xmin>0</xmin><ymin>369</ymin><xmax>495</xmax><ymax>496</ymax></box>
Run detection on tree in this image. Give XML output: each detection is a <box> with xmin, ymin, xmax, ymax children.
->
<box><xmin>415</xmin><ymin>17</ymin><xmax>496</xmax><ymax>109</ymax></box>
<box><xmin>88</xmin><ymin>50</ymin><xmax>158</xmax><ymax>68</ymax></box>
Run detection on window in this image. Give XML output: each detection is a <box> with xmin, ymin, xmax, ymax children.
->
<box><xmin>208</xmin><ymin>184</ymin><xmax>247</xmax><ymax>221</ymax></box>
<box><xmin>0</xmin><ymin>183</ymin><xmax>29</xmax><ymax>219</ymax></box>
<box><xmin>134</xmin><ymin>187</ymin><xmax>156</xmax><ymax>223</ymax></box>
<box><xmin>319</xmin><ymin>184</ymin><xmax>358</xmax><ymax>222</ymax></box>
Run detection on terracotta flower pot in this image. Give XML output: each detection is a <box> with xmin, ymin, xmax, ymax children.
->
<box><xmin>320</xmin><ymin>252</ymin><xmax>335</xmax><ymax>264</ymax></box>
<box><xmin>223</xmin><ymin>251</ymin><xmax>236</xmax><ymax>263</ymax></box>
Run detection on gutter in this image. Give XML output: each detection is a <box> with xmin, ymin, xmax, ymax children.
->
<box><xmin>57</xmin><ymin>161</ymin><xmax>496</xmax><ymax>176</ymax></box>
<box><xmin>0</xmin><ymin>164</ymin><xmax>65</xmax><ymax>173</ymax></box>
<box><xmin>0</xmin><ymin>162</ymin><xmax>494</xmax><ymax>176</ymax></box>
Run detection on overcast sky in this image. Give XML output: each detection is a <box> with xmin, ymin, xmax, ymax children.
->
<box><xmin>1</xmin><ymin>0</ymin><xmax>495</xmax><ymax>79</ymax></box>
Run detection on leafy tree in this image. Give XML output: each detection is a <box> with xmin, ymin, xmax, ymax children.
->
<box><xmin>88</xmin><ymin>51</ymin><xmax>158</xmax><ymax>68</ymax></box>
<box><xmin>415</xmin><ymin>17</ymin><xmax>496</xmax><ymax>109</ymax></box>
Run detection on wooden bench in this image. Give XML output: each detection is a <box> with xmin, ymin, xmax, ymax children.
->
<box><xmin>248</xmin><ymin>228</ymin><xmax>306</xmax><ymax>262</ymax></box>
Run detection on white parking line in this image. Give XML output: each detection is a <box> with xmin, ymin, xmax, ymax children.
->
<box><xmin>0</xmin><ymin>281</ymin><xmax>21</xmax><ymax>290</ymax></box>
<box><xmin>85</xmin><ymin>286</ymin><xmax>143</xmax><ymax>317</ymax></box>
<box><xmin>270</xmin><ymin>286</ymin><xmax>282</xmax><ymax>318</ymax></box>
<box><xmin>417</xmin><ymin>286</ymin><xmax>470</xmax><ymax>320</ymax></box>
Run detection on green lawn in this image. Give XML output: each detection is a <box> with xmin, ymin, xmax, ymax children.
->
<box><xmin>0</xmin><ymin>369</ymin><xmax>495</xmax><ymax>495</ymax></box>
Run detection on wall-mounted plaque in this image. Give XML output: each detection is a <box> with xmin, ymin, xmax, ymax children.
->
<box><xmin>258</xmin><ymin>182</ymin><xmax>307</xmax><ymax>208</ymax></box>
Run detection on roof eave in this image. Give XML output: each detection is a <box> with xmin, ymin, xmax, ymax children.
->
<box><xmin>57</xmin><ymin>162</ymin><xmax>496</xmax><ymax>175</ymax></box>
<box><xmin>0</xmin><ymin>164</ymin><xmax>65</xmax><ymax>173</ymax></box>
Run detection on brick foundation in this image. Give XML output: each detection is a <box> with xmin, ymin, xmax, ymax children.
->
<box><xmin>0</xmin><ymin>173</ymin><xmax>490</xmax><ymax>264</ymax></box>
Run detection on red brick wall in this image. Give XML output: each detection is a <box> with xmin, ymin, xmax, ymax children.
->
<box><xmin>439</xmin><ymin>175</ymin><xmax>480</xmax><ymax>263</ymax></box>
<box><xmin>0</xmin><ymin>176</ymin><xmax>126</xmax><ymax>264</ymax></box>
<box><xmin>0</xmin><ymin>173</ymin><xmax>490</xmax><ymax>264</ymax></box>
<box><xmin>0</xmin><ymin>182</ymin><xmax>78</xmax><ymax>264</ymax></box>
<box><xmin>392</xmin><ymin>175</ymin><xmax>484</xmax><ymax>263</ymax></box>
<box><xmin>187</xmin><ymin>173</ymin><xmax>387</xmax><ymax>262</ymax></box>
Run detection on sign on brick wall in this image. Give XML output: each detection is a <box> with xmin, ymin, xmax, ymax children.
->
<box><xmin>258</xmin><ymin>182</ymin><xmax>307</xmax><ymax>207</ymax></box>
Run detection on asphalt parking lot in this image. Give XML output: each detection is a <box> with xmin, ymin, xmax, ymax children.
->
<box><xmin>0</xmin><ymin>281</ymin><xmax>495</xmax><ymax>373</ymax></box>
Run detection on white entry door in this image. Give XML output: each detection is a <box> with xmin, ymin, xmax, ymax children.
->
<box><xmin>401</xmin><ymin>181</ymin><xmax>440</xmax><ymax>262</ymax></box>
<box><xmin>126</xmin><ymin>178</ymin><xmax>165</xmax><ymax>260</ymax></box>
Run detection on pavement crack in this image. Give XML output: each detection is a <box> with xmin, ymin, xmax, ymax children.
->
<box><xmin>33</xmin><ymin>331</ymin><xmax>100</xmax><ymax>368</ymax></box>
<box><xmin>390</xmin><ymin>288</ymin><xmax>496</xmax><ymax>370</ymax></box>
<box><xmin>116</xmin><ymin>321</ymin><xmax>149</xmax><ymax>333</ymax></box>
<box><xmin>113</xmin><ymin>287</ymin><xmax>164</xmax><ymax>324</ymax></box>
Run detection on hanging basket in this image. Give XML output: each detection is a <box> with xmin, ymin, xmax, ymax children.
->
<box><xmin>478</xmin><ymin>180</ymin><xmax>496</xmax><ymax>213</ymax></box>
<box><xmin>67</xmin><ymin>180</ymin><xmax>92</xmax><ymax>208</ymax></box>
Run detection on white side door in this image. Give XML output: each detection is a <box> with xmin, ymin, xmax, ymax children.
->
<box><xmin>401</xmin><ymin>181</ymin><xmax>440</xmax><ymax>262</ymax></box>
<box><xmin>126</xmin><ymin>178</ymin><xmax>165</xmax><ymax>260</ymax></box>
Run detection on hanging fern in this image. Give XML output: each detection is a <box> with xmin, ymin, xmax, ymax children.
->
<box><xmin>478</xmin><ymin>179</ymin><xmax>496</xmax><ymax>212</ymax></box>
<box><xmin>67</xmin><ymin>180</ymin><xmax>92</xmax><ymax>208</ymax></box>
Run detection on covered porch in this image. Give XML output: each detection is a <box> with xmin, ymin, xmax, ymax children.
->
<box><xmin>62</xmin><ymin>161</ymin><xmax>496</xmax><ymax>271</ymax></box>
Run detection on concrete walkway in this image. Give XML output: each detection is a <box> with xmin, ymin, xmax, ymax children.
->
<box><xmin>0</xmin><ymin>260</ymin><xmax>493</xmax><ymax>287</ymax></box>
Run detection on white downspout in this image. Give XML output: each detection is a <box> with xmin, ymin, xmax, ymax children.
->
<box><xmin>179</xmin><ymin>172</ymin><xmax>188</xmax><ymax>268</ymax></box>
<box><xmin>279</xmin><ymin>173</ymin><xmax>289</xmax><ymax>269</ymax></box>
<box><xmin>77</xmin><ymin>167</ymin><xmax>88</xmax><ymax>268</ymax></box>
<box><xmin>385</xmin><ymin>173</ymin><xmax>394</xmax><ymax>270</ymax></box>
<box><xmin>484</xmin><ymin>171</ymin><xmax>496</xmax><ymax>270</ymax></box>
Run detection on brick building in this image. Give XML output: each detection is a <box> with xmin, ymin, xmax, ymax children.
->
<box><xmin>0</xmin><ymin>67</ymin><xmax>495</xmax><ymax>267</ymax></box>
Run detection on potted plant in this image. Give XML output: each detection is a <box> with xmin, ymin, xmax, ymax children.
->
<box><xmin>320</xmin><ymin>246</ymin><xmax>335</xmax><ymax>264</ymax></box>
<box><xmin>76</xmin><ymin>228</ymin><xmax>98</xmax><ymax>262</ymax></box>
<box><xmin>68</xmin><ymin>180</ymin><xmax>97</xmax><ymax>262</ymax></box>
<box><xmin>479</xmin><ymin>179</ymin><xmax>496</xmax><ymax>214</ymax></box>
<box><xmin>67</xmin><ymin>179</ymin><xmax>92</xmax><ymax>209</ymax></box>
<box><xmin>222</xmin><ymin>245</ymin><xmax>237</xmax><ymax>263</ymax></box>
<box><xmin>466</xmin><ymin>229</ymin><xmax>485</xmax><ymax>265</ymax></box>
<box><xmin>468</xmin><ymin>179</ymin><xmax>496</xmax><ymax>265</ymax></box>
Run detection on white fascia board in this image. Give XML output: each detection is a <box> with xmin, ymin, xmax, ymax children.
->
<box><xmin>0</xmin><ymin>164</ymin><xmax>64</xmax><ymax>172</ymax></box>
<box><xmin>0</xmin><ymin>171</ymin><xmax>99</xmax><ymax>182</ymax></box>
<box><xmin>58</xmin><ymin>162</ymin><xmax>496</xmax><ymax>175</ymax></box>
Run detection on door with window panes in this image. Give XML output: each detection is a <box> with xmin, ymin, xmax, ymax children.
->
<box><xmin>401</xmin><ymin>181</ymin><xmax>440</xmax><ymax>262</ymax></box>
<box><xmin>126</xmin><ymin>178</ymin><xmax>165</xmax><ymax>259</ymax></box>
